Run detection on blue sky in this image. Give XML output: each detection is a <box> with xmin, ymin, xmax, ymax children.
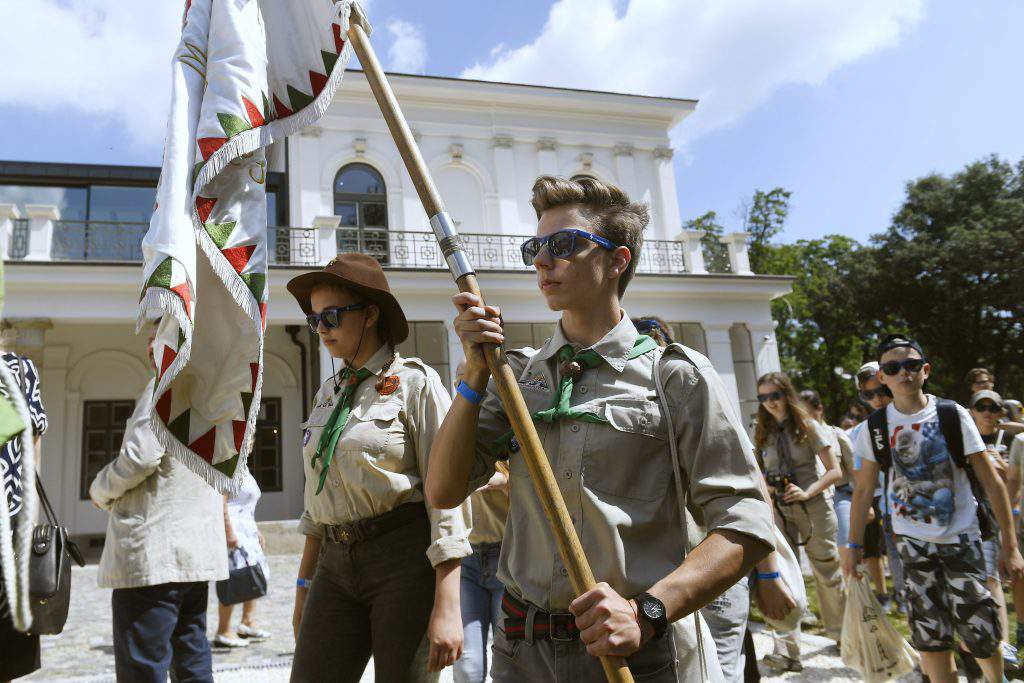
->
<box><xmin>1</xmin><ymin>1</ymin><xmax>1020</xmax><ymax>245</ymax></box>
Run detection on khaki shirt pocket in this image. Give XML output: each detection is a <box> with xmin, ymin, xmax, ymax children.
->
<box><xmin>344</xmin><ymin>398</ymin><xmax>404</xmax><ymax>458</ymax></box>
<box><xmin>582</xmin><ymin>399</ymin><xmax>671</xmax><ymax>502</ymax></box>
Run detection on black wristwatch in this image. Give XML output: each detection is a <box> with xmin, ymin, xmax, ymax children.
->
<box><xmin>635</xmin><ymin>592</ymin><xmax>668</xmax><ymax>639</ymax></box>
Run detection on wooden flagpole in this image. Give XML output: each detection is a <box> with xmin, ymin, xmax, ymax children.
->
<box><xmin>346</xmin><ymin>6</ymin><xmax>634</xmax><ymax>683</ymax></box>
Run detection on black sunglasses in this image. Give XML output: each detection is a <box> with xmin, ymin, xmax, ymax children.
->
<box><xmin>306</xmin><ymin>303</ymin><xmax>367</xmax><ymax>332</ymax></box>
<box><xmin>859</xmin><ymin>387</ymin><xmax>889</xmax><ymax>401</ymax></box>
<box><xmin>880</xmin><ymin>358</ymin><xmax>925</xmax><ymax>376</ymax></box>
<box><xmin>519</xmin><ymin>228</ymin><xmax>616</xmax><ymax>266</ymax></box>
<box><xmin>973</xmin><ymin>402</ymin><xmax>1003</xmax><ymax>414</ymax></box>
<box><xmin>757</xmin><ymin>391</ymin><xmax>785</xmax><ymax>403</ymax></box>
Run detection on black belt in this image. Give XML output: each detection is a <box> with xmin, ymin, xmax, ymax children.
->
<box><xmin>502</xmin><ymin>591</ymin><xmax>580</xmax><ymax>642</ymax></box>
<box><xmin>324</xmin><ymin>502</ymin><xmax>426</xmax><ymax>545</ymax></box>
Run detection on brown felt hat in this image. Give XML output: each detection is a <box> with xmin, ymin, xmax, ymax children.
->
<box><xmin>286</xmin><ymin>253</ymin><xmax>409</xmax><ymax>344</ymax></box>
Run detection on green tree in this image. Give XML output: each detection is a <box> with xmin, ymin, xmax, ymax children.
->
<box><xmin>682</xmin><ymin>210</ymin><xmax>730</xmax><ymax>272</ymax></box>
<box><xmin>741</xmin><ymin>187</ymin><xmax>793</xmax><ymax>273</ymax></box>
<box><xmin>865</xmin><ymin>155</ymin><xmax>1024</xmax><ymax>400</ymax></box>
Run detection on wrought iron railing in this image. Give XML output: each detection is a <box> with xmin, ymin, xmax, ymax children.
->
<box><xmin>7</xmin><ymin>221</ymin><xmax>712</xmax><ymax>275</ymax></box>
<box><xmin>8</xmin><ymin>219</ymin><xmax>28</xmax><ymax>259</ymax></box>
<box><xmin>53</xmin><ymin>220</ymin><xmax>148</xmax><ymax>261</ymax></box>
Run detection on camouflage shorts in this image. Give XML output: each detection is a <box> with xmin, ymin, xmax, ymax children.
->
<box><xmin>896</xmin><ymin>534</ymin><xmax>1001</xmax><ymax>657</ymax></box>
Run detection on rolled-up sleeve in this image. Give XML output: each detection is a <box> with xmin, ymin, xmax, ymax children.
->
<box><xmin>298</xmin><ymin>511</ymin><xmax>324</xmax><ymax>540</ymax></box>
<box><xmin>663</xmin><ymin>357</ymin><xmax>774</xmax><ymax>550</ymax></box>
<box><xmin>412</xmin><ymin>369</ymin><xmax>472</xmax><ymax>567</ymax></box>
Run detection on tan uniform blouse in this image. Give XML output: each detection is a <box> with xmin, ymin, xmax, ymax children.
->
<box><xmin>468</xmin><ymin>487</ymin><xmax>509</xmax><ymax>546</ymax></box>
<box><xmin>760</xmin><ymin>420</ymin><xmax>832</xmax><ymax>492</ymax></box>
<box><xmin>467</xmin><ymin>313</ymin><xmax>774</xmax><ymax>610</ymax></box>
<box><xmin>299</xmin><ymin>346</ymin><xmax>471</xmax><ymax>567</ymax></box>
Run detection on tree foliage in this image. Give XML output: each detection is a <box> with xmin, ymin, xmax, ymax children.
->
<box><xmin>686</xmin><ymin>156</ymin><xmax>1024</xmax><ymax>422</ymax></box>
<box><xmin>682</xmin><ymin>210</ymin><xmax>730</xmax><ymax>273</ymax></box>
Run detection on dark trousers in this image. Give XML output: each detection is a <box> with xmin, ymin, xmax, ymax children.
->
<box><xmin>111</xmin><ymin>581</ymin><xmax>213</xmax><ymax>683</ymax></box>
<box><xmin>291</xmin><ymin>512</ymin><xmax>437</xmax><ymax>683</ymax></box>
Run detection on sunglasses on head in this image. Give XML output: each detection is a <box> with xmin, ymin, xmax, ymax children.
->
<box><xmin>973</xmin><ymin>401</ymin><xmax>1003</xmax><ymax>414</ymax></box>
<box><xmin>306</xmin><ymin>302</ymin><xmax>367</xmax><ymax>332</ymax></box>
<box><xmin>879</xmin><ymin>358</ymin><xmax>925</xmax><ymax>376</ymax></box>
<box><xmin>859</xmin><ymin>387</ymin><xmax>889</xmax><ymax>401</ymax></box>
<box><xmin>757</xmin><ymin>391</ymin><xmax>784</xmax><ymax>403</ymax></box>
<box><xmin>520</xmin><ymin>228</ymin><xmax>617</xmax><ymax>266</ymax></box>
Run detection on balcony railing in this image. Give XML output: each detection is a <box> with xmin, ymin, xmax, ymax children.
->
<box><xmin>2</xmin><ymin>218</ymin><xmax>743</xmax><ymax>275</ymax></box>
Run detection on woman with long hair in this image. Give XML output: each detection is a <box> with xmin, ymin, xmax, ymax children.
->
<box><xmin>287</xmin><ymin>254</ymin><xmax>471</xmax><ymax>682</ymax></box>
<box><xmin>754</xmin><ymin>372</ymin><xmax>844</xmax><ymax>664</ymax></box>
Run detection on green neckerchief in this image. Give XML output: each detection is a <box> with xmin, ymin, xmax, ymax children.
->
<box><xmin>312</xmin><ymin>366</ymin><xmax>373</xmax><ymax>494</ymax></box>
<box><xmin>491</xmin><ymin>334</ymin><xmax>658</xmax><ymax>455</ymax></box>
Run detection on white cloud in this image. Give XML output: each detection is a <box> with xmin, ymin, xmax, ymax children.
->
<box><xmin>386</xmin><ymin>19</ymin><xmax>427</xmax><ymax>74</ymax></box>
<box><xmin>0</xmin><ymin>1</ymin><xmax>183</xmax><ymax>152</ymax></box>
<box><xmin>462</xmin><ymin>0</ymin><xmax>924</xmax><ymax>143</ymax></box>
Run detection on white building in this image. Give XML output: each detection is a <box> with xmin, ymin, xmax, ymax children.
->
<box><xmin>0</xmin><ymin>71</ymin><xmax>792</xmax><ymax>539</ymax></box>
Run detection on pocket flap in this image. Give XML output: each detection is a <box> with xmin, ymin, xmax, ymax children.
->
<box><xmin>354</xmin><ymin>399</ymin><xmax>402</xmax><ymax>423</ymax></box>
<box><xmin>603</xmin><ymin>399</ymin><xmax>663</xmax><ymax>438</ymax></box>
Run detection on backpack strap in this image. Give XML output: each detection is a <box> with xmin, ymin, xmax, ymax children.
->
<box><xmin>866</xmin><ymin>407</ymin><xmax>892</xmax><ymax>473</ymax></box>
<box><xmin>936</xmin><ymin>398</ymin><xmax>965</xmax><ymax>467</ymax></box>
<box><xmin>652</xmin><ymin>343</ymin><xmax>708</xmax><ymax>682</ymax></box>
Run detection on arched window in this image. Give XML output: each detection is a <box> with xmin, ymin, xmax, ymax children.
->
<box><xmin>333</xmin><ymin>163</ymin><xmax>388</xmax><ymax>263</ymax></box>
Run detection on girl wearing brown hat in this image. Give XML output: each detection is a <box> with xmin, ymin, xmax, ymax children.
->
<box><xmin>286</xmin><ymin>253</ymin><xmax>471</xmax><ymax>682</ymax></box>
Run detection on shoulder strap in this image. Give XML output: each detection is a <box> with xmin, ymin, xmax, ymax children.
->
<box><xmin>936</xmin><ymin>399</ymin><xmax>965</xmax><ymax>467</ymax></box>
<box><xmin>652</xmin><ymin>343</ymin><xmax>707</xmax><ymax>681</ymax></box>
<box><xmin>867</xmin><ymin>407</ymin><xmax>892</xmax><ymax>472</ymax></box>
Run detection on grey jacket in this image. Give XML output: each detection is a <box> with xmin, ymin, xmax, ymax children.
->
<box><xmin>89</xmin><ymin>379</ymin><xmax>228</xmax><ymax>589</ymax></box>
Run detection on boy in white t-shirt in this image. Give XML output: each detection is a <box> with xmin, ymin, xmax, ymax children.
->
<box><xmin>844</xmin><ymin>334</ymin><xmax>1024</xmax><ymax>683</ymax></box>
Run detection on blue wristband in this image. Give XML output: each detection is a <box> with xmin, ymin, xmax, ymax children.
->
<box><xmin>456</xmin><ymin>380</ymin><xmax>484</xmax><ymax>406</ymax></box>
<box><xmin>756</xmin><ymin>571</ymin><xmax>780</xmax><ymax>580</ymax></box>
<box><xmin>847</xmin><ymin>542</ymin><xmax>863</xmax><ymax>550</ymax></box>
<box><xmin>296</xmin><ymin>578</ymin><xmax>312</xmax><ymax>589</ymax></box>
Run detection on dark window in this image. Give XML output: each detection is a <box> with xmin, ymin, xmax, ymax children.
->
<box><xmin>80</xmin><ymin>400</ymin><xmax>135</xmax><ymax>499</ymax></box>
<box><xmin>0</xmin><ymin>184</ymin><xmax>88</xmax><ymax>220</ymax></box>
<box><xmin>333</xmin><ymin>163</ymin><xmax>389</xmax><ymax>264</ymax></box>
<box><xmin>249</xmin><ymin>398</ymin><xmax>283</xmax><ymax>492</ymax></box>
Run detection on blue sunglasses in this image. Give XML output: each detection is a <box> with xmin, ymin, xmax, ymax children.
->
<box><xmin>306</xmin><ymin>302</ymin><xmax>367</xmax><ymax>332</ymax></box>
<box><xmin>520</xmin><ymin>228</ymin><xmax>617</xmax><ymax>266</ymax></box>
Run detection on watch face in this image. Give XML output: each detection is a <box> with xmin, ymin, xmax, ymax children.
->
<box><xmin>642</xmin><ymin>598</ymin><xmax>665</xmax><ymax>620</ymax></box>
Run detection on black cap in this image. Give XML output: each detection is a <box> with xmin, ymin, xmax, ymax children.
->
<box><xmin>876</xmin><ymin>333</ymin><xmax>924</xmax><ymax>360</ymax></box>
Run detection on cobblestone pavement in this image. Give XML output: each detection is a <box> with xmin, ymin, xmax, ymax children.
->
<box><xmin>25</xmin><ymin>557</ymin><xmax>912</xmax><ymax>682</ymax></box>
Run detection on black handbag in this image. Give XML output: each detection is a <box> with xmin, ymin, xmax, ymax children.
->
<box><xmin>28</xmin><ymin>478</ymin><xmax>85</xmax><ymax>634</ymax></box>
<box><xmin>215</xmin><ymin>547</ymin><xmax>267</xmax><ymax>606</ymax></box>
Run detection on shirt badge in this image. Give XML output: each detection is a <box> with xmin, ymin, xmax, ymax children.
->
<box><xmin>377</xmin><ymin>375</ymin><xmax>400</xmax><ymax>395</ymax></box>
<box><xmin>303</xmin><ymin>428</ymin><xmax>311</xmax><ymax>446</ymax></box>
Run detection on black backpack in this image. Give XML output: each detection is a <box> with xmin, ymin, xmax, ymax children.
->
<box><xmin>867</xmin><ymin>398</ymin><xmax>996</xmax><ymax>541</ymax></box>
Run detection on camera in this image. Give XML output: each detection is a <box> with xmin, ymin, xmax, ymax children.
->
<box><xmin>765</xmin><ymin>471</ymin><xmax>791</xmax><ymax>503</ymax></box>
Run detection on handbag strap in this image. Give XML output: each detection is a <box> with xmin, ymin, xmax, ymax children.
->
<box><xmin>652</xmin><ymin>345</ymin><xmax>708</xmax><ymax>681</ymax></box>
<box><xmin>35</xmin><ymin>477</ymin><xmax>58</xmax><ymax>527</ymax></box>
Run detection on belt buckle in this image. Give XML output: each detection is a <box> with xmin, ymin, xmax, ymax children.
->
<box><xmin>328</xmin><ymin>525</ymin><xmax>355</xmax><ymax>544</ymax></box>
<box><xmin>548</xmin><ymin>612</ymin><xmax>575</xmax><ymax>642</ymax></box>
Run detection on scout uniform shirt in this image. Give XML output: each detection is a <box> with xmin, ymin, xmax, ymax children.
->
<box><xmin>299</xmin><ymin>345</ymin><xmax>471</xmax><ymax>567</ymax></box>
<box><xmin>760</xmin><ymin>420</ymin><xmax>832</xmax><ymax>494</ymax></box>
<box><xmin>468</xmin><ymin>312</ymin><xmax>774</xmax><ymax>610</ymax></box>
<box><xmin>468</xmin><ymin>478</ymin><xmax>510</xmax><ymax>546</ymax></box>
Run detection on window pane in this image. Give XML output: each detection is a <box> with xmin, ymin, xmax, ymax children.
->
<box><xmin>362</xmin><ymin>203</ymin><xmax>387</xmax><ymax>227</ymax></box>
<box><xmin>81</xmin><ymin>399</ymin><xmax>135</xmax><ymax>499</ymax></box>
<box><xmin>88</xmin><ymin>186</ymin><xmax>156</xmax><ymax>223</ymax></box>
<box><xmin>334</xmin><ymin>164</ymin><xmax>385</xmax><ymax>195</ymax></box>
<box><xmin>249</xmin><ymin>398</ymin><xmax>282</xmax><ymax>492</ymax></box>
<box><xmin>0</xmin><ymin>185</ymin><xmax>87</xmax><ymax>220</ymax></box>
<box><xmin>335</xmin><ymin>202</ymin><xmax>357</xmax><ymax>227</ymax></box>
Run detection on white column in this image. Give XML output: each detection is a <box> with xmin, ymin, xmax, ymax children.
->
<box><xmin>24</xmin><ymin>204</ymin><xmax>59</xmax><ymax>261</ymax></box>
<box><xmin>446</xmin><ymin>323</ymin><xmax>465</xmax><ymax>382</ymax></box>
<box><xmin>613</xmin><ymin>144</ymin><xmax>638</xmax><ymax>198</ymax></box>
<box><xmin>676</xmin><ymin>229</ymin><xmax>706</xmax><ymax>274</ymax></box>
<box><xmin>750</xmin><ymin>322</ymin><xmax>782</xmax><ymax>376</ymax></box>
<box><xmin>41</xmin><ymin>344</ymin><xmax>70</xmax><ymax>520</ymax></box>
<box><xmin>12</xmin><ymin>319</ymin><xmax>53</xmax><ymax>368</ymax></box>
<box><xmin>313</xmin><ymin>215</ymin><xmax>341</xmax><ymax>265</ymax></box>
<box><xmin>0</xmin><ymin>204</ymin><xmax>20</xmax><ymax>260</ymax></box>
<box><xmin>721</xmin><ymin>232</ymin><xmax>752</xmax><ymax>275</ymax></box>
<box><xmin>537</xmin><ymin>138</ymin><xmax>558</xmax><ymax>177</ymax></box>
<box><xmin>652</xmin><ymin>147</ymin><xmax>681</xmax><ymax>240</ymax></box>
<box><xmin>705</xmin><ymin>323</ymin><xmax>741</xmax><ymax>416</ymax></box>
<box><xmin>493</xmin><ymin>136</ymin><xmax>520</xmax><ymax>234</ymax></box>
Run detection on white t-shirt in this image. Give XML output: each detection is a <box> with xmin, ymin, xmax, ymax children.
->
<box><xmin>853</xmin><ymin>395</ymin><xmax>986</xmax><ymax>544</ymax></box>
<box><xmin>849</xmin><ymin>420</ymin><xmax>884</xmax><ymax>498</ymax></box>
